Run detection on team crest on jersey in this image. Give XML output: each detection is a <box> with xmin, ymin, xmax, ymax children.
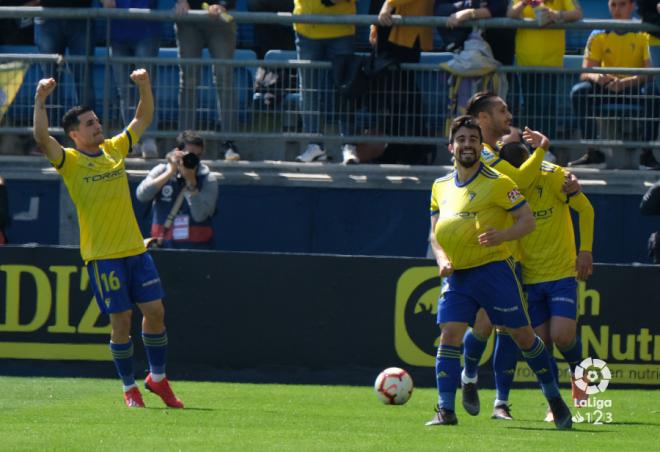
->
<box><xmin>468</xmin><ymin>191</ymin><xmax>476</xmax><ymax>201</ymax></box>
<box><xmin>507</xmin><ymin>188</ymin><xmax>522</xmax><ymax>203</ymax></box>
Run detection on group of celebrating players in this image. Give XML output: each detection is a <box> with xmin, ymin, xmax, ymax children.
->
<box><xmin>427</xmin><ymin>92</ymin><xmax>595</xmax><ymax>430</ymax></box>
<box><xmin>32</xmin><ymin>66</ymin><xmax>595</xmax><ymax>427</ymax></box>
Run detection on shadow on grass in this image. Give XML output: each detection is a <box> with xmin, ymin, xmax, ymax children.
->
<box><xmin>611</xmin><ymin>421</ymin><xmax>660</xmax><ymax>427</ymax></box>
<box><xmin>505</xmin><ymin>426</ymin><xmax>614</xmax><ymax>433</ymax></box>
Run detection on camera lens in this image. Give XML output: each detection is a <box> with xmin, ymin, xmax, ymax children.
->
<box><xmin>182</xmin><ymin>152</ymin><xmax>200</xmax><ymax>169</ymax></box>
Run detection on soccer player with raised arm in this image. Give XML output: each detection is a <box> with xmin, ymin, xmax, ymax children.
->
<box><xmin>33</xmin><ymin>69</ymin><xmax>183</xmax><ymax>409</ymax></box>
<box><xmin>458</xmin><ymin>91</ymin><xmax>580</xmax><ymax>420</ymax></box>
<box><xmin>426</xmin><ymin>116</ymin><xmax>572</xmax><ymax>429</ymax></box>
<box><xmin>500</xmin><ymin>129</ymin><xmax>594</xmax><ymax>421</ymax></box>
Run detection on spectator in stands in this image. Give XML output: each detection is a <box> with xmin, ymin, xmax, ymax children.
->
<box><xmin>102</xmin><ymin>0</ymin><xmax>161</xmax><ymax>159</ymax></box>
<box><xmin>248</xmin><ymin>0</ymin><xmax>295</xmax><ymax>59</ymax></box>
<box><xmin>638</xmin><ymin>0</ymin><xmax>660</xmax><ymax>91</ymax></box>
<box><xmin>174</xmin><ymin>0</ymin><xmax>240</xmax><ymax>161</ymax></box>
<box><xmin>507</xmin><ymin>0</ymin><xmax>582</xmax><ymax>147</ymax></box>
<box><xmin>361</xmin><ymin>0</ymin><xmax>435</xmax><ymax>165</ymax></box>
<box><xmin>0</xmin><ymin>176</ymin><xmax>9</xmax><ymax>244</ymax></box>
<box><xmin>293</xmin><ymin>0</ymin><xmax>356</xmax><ymax>163</ymax></box>
<box><xmin>434</xmin><ymin>0</ymin><xmax>515</xmax><ymax>66</ymax></box>
<box><xmin>0</xmin><ymin>1</ymin><xmax>37</xmax><ymax>45</ymax></box>
<box><xmin>640</xmin><ymin>179</ymin><xmax>660</xmax><ymax>263</ymax></box>
<box><xmin>35</xmin><ymin>0</ymin><xmax>95</xmax><ymax>109</ymax></box>
<box><xmin>136</xmin><ymin>130</ymin><xmax>218</xmax><ymax>249</ymax></box>
<box><xmin>569</xmin><ymin>0</ymin><xmax>659</xmax><ymax>169</ymax></box>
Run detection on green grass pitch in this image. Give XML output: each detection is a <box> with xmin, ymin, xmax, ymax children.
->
<box><xmin>0</xmin><ymin>376</ymin><xmax>657</xmax><ymax>451</ymax></box>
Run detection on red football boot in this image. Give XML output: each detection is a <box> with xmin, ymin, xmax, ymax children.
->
<box><xmin>124</xmin><ymin>386</ymin><xmax>145</xmax><ymax>408</ymax></box>
<box><xmin>572</xmin><ymin>376</ymin><xmax>588</xmax><ymax>407</ymax></box>
<box><xmin>145</xmin><ymin>374</ymin><xmax>184</xmax><ymax>408</ymax></box>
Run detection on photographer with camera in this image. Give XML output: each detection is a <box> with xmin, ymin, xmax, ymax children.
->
<box><xmin>136</xmin><ymin>130</ymin><xmax>218</xmax><ymax>249</ymax></box>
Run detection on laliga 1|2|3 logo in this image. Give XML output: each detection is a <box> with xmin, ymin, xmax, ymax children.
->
<box><xmin>571</xmin><ymin>357</ymin><xmax>613</xmax><ymax>425</ymax></box>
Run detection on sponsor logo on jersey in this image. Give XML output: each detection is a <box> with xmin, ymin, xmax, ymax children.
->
<box><xmin>507</xmin><ymin>188</ymin><xmax>522</xmax><ymax>203</ymax></box>
<box><xmin>82</xmin><ymin>168</ymin><xmax>124</xmax><ymax>183</ymax></box>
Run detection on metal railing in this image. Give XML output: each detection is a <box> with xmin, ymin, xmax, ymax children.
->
<box><xmin>0</xmin><ymin>7</ymin><xmax>659</xmax><ymax>160</ymax></box>
<box><xmin>2</xmin><ymin>7</ymin><xmax>659</xmax><ymax>32</ymax></box>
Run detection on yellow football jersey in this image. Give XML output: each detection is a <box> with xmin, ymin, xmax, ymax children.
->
<box><xmin>518</xmin><ymin>162</ymin><xmax>594</xmax><ymax>284</ymax></box>
<box><xmin>480</xmin><ymin>143</ymin><xmax>545</xmax><ymax>190</ymax></box>
<box><xmin>430</xmin><ymin>163</ymin><xmax>527</xmax><ymax>270</ymax></box>
<box><xmin>585</xmin><ymin>30</ymin><xmax>650</xmax><ymax>77</ymax></box>
<box><xmin>49</xmin><ymin>129</ymin><xmax>146</xmax><ymax>263</ymax></box>
<box><xmin>514</xmin><ymin>0</ymin><xmax>578</xmax><ymax>67</ymax></box>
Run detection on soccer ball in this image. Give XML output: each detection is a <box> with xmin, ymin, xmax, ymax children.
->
<box><xmin>374</xmin><ymin>367</ymin><xmax>414</xmax><ymax>405</ymax></box>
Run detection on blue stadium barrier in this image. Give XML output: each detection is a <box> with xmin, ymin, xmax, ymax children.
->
<box><xmin>264</xmin><ymin>49</ymin><xmax>297</xmax><ymax>61</ymax></box>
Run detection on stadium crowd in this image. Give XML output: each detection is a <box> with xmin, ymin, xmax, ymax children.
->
<box><xmin>0</xmin><ymin>0</ymin><xmax>658</xmax><ymax>167</ymax></box>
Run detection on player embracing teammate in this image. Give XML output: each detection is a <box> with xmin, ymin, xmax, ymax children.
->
<box><xmin>427</xmin><ymin>95</ymin><xmax>595</xmax><ymax>429</ymax></box>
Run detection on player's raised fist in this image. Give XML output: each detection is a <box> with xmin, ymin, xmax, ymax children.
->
<box><xmin>35</xmin><ymin>78</ymin><xmax>57</xmax><ymax>100</ymax></box>
<box><xmin>130</xmin><ymin>69</ymin><xmax>150</xmax><ymax>85</ymax></box>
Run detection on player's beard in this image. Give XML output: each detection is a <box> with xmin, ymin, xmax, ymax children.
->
<box><xmin>457</xmin><ymin>149</ymin><xmax>478</xmax><ymax>168</ymax></box>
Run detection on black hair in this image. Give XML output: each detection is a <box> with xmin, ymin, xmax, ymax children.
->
<box><xmin>61</xmin><ymin>105</ymin><xmax>93</xmax><ymax>136</ymax></box>
<box><xmin>465</xmin><ymin>91</ymin><xmax>500</xmax><ymax>117</ymax></box>
<box><xmin>499</xmin><ymin>141</ymin><xmax>531</xmax><ymax>168</ymax></box>
<box><xmin>450</xmin><ymin>115</ymin><xmax>483</xmax><ymax>143</ymax></box>
<box><xmin>176</xmin><ymin>130</ymin><xmax>204</xmax><ymax>149</ymax></box>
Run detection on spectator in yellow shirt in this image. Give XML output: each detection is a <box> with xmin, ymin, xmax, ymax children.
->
<box><xmin>569</xmin><ymin>0</ymin><xmax>659</xmax><ymax>169</ymax></box>
<box><xmin>508</xmin><ymin>0</ymin><xmax>582</xmax><ymax>144</ymax></box>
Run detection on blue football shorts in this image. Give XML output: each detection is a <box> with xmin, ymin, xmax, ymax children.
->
<box><xmin>524</xmin><ymin>277</ymin><xmax>578</xmax><ymax>328</ymax></box>
<box><xmin>87</xmin><ymin>252</ymin><xmax>165</xmax><ymax>314</ymax></box>
<box><xmin>437</xmin><ymin>258</ymin><xmax>530</xmax><ymax>329</ymax></box>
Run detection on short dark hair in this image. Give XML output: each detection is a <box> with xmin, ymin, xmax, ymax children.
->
<box><xmin>61</xmin><ymin>105</ymin><xmax>93</xmax><ymax>135</ymax></box>
<box><xmin>176</xmin><ymin>130</ymin><xmax>204</xmax><ymax>149</ymax></box>
<box><xmin>465</xmin><ymin>91</ymin><xmax>499</xmax><ymax>117</ymax></box>
<box><xmin>499</xmin><ymin>141</ymin><xmax>531</xmax><ymax>168</ymax></box>
<box><xmin>450</xmin><ymin>115</ymin><xmax>483</xmax><ymax>143</ymax></box>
